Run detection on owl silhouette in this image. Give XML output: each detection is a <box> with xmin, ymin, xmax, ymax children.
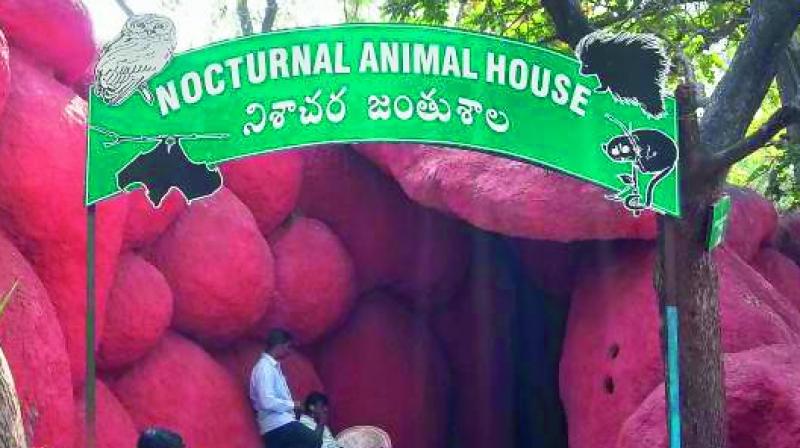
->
<box><xmin>93</xmin><ymin>14</ymin><xmax>177</xmax><ymax>106</ymax></box>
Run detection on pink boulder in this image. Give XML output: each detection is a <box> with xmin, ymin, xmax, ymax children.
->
<box><xmin>213</xmin><ymin>339</ymin><xmax>324</xmax><ymax>401</ymax></box>
<box><xmin>356</xmin><ymin>143</ymin><xmax>657</xmax><ymax>241</ymax></box>
<box><xmin>752</xmin><ymin>248</ymin><xmax>800</xmax><ymax>312</ymax></box>
<box><xmin>74</xmin><ymin>381</ymin><xmax>139</xmax><ymax>448</ymax></box>
<box><xmin>316</xmin><ymin>293</ymin><xmax>450</xmax><ymax>448</ymax></box>
<box><xmin>560</xmin><ymin>244</ymin><xmax>799</xmax><ymax>448</ymax></box>
<box><xmin>221</xmin><ymin>150</ymin><xmax>304</xmax><ymax>235</ymax></box>
<box><xmin>151</xmin><ymin>189</ymin><xmax>274</xmax><ymax>345</ymax></box>
<box><xmin>433</xmin><ymin>266</ymin><xmax>515</xmax><ymax>448</ymax></box>
<box><xmin>299</xmin><ymin>146</ymin><xmax>417</xmax><ymax>291</ymax></box>
<box><xmin>719</xmin><ymin>247</ymin><xmax>800</xmax><ymax>341</ymax></box>
<box><xmin>98</xmin><ymin>254</ymin><xmax>173</xmax><ymax>371</ymax></box>
<box><xmin>299</xmin><ymin>146</ymin><xmax>468</xmax><ymax>310</ymax></box>
<box><xmin>722</xmin><ymin>187</ymin><xmax>777</xmax><ymax>260</ymax></box>
<box><xmin>0</xmin><ymin>49</ymin><xmax>129</xmax><ymax>384</ymax></box>
<box><xmin>111</xmin><ymin>332</ymin><xmax>262</xmax><ymax>448</ymax></box>
<box><xmin>772</xmin><ymin>211</ymin><xmax>800</xmax><ymax>266</ymax></box>
<box><xmin>0</xmin><ymin>0</ymin><xmax>95</xmax><ymax>85</ymax></box>
<box><xmin>123</xmin><ymin>191</ymin><xmax>186</xmax><ymax>250</ymax></box>
<box><xmin>251</xmin><ymin>217</ymin><xmax>355</xmax><ymax>344</ymax></box>
<box><xmin>0</xmin><ymin>233</ymin><xmax>74</xmax><ymax>448</ymax></box>
<box><xmin>617</xmin><ymin>344</ymin><xmax>800</xmax><ymax>448</ymax></box>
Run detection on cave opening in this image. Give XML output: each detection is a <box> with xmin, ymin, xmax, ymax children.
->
<box><xmin>439</xmin><ymin>228</ymin><xmax>571</xmax><ymax>448</ymax></box>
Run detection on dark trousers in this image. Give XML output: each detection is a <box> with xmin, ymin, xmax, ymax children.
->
<box><xmin>263</xmin><ymin>421</ymin><xmax>322</xmax><ymax>448</ymax></box>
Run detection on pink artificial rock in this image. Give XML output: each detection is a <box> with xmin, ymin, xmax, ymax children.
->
<box><xmin>0</xmin><ymin>233</ymin><xmax>75</xmax><ymax>448</ymax></box>
<box><xmin>299</xmin><ymin>146</ymin><xmax>418</xmax><ymax>291</ymax></box>
<box><xmin>617</xmin><ymin>344</ymin><xmax>800</xmax><ymax>448</ymax></box>
<box><xmin>752</xmin><ymin>247</ymin><xmax>800</xmax><ymax>312</ymax></box>
<box><xmin>299</xmin><ymin>146</ymin><xmax>468</xmax><ymax>310</ymax></box>
<box><xmin>221</xmin><ymin>150</ymin><xmax>304</xmax><ymax>235</ymax></box>
<box><xmin>356</xmin><ymin>143</ymin><xmax>658</xmax><ymax>241</ymax></box>
<box><xmin>112</xmin><ymin>332</ymin><xmax>262</xmax><ymax>448</ymax></box>
<box><xmin>280</xmin><ymin>350</ymin><xmax>326</xmax><ymax>402</ymax></box>
<box><xmin>0</xmin><ymin>49</ymin><xmax>128</xmax><ymax>385</ymax></box>
<box><xmin>772</xmin><ymin>211</ymin><xmax>800</xmax><ymax>265</ymax></box>
<box><xmin>0</xmin><ymin>0</ymin><xmax>95</xmax><ymax>85</ymax></box>
<box><xmin>212</xmin><ymin>339</ymin><xmax>324</xmax><ymax>400</ymax></box>
<box><xmin>560</xmin><ymin>244</ymin><xmax>799</xmax><ymax>448</ymax></box>
<box><xmin>722</xmin><ymin>186</ymin><xmax>778</xmax><ymax>260</ymax></box>
<box><xmin>151</xmin><ymin>189</ymin><xmax>274</xmax><ymax>345</ymax></box>
<box><xmin>0</xmin><ymin>30</ymin><xmax>10</xmax><ymax>115</ymax></box>
<box><xmin>74</xmin><ymin>381</ymin><xmax>139</xmax><ymax>448</ymax></box>
<box><xmin>316</xmin><ymin>293</ymin><xmax>450</xmax><ymax>448</ymax></box>
<box><xmin>98</xmin><ymin>253</ymin><xmax>174</xmax><ymax>371</ymax></box>
<box><xmin>122</xmin><ymin>191</ymin><xmax>186</xmax><ymax>250</ymax></box>
<box><xmin>251</xmin><ymin>217</ymin><xmax>356</xmax><ymax>344</ymax></box>
<box><xmin>718</xmin><ymin>247</ymin><xmax>800</xmax><ymax>341</ymax></box>
<box><xmin>433</xmin><ymin>267</ymin><xmax>515</xmax><ymax>448</ymax></box>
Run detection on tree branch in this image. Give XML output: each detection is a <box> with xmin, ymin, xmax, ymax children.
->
<box><xmin>539</xmin><ymin>0</ymin><xmax>593</xmax><ymax>48</ymax></box>
<box><xmin>700</xmin><ymin>0</ymin><xmax>800</xmax><ymax>151</ymax></box>
<box><xmin>673</xmin><ymin>48</ymin><xmax>709</xmax><ymax>107</ymax></box>
<box><xmin>709</xmin><ymin>106</ymin><xmax>800</xmax><ymax>171</ymax></box>
<box><xmin>777</xmin><ymin>34</ymin><xmax>800</xmax><ymax>141</ymax></box>
<box><xmin>262</xmin><ymin>0</ymin><xmax>279</xmax><ymax>32</ymax></box>
<box><xmin>237</xmin><ymin>0</ymin><xmax>253</xmax><ymax>35</ymax></box>
<box><xmin>114</xmin><ymin>0</ymin><xmax>134</xmax><ymax>17</ymax></box>
<box><xmin>454</xmin><ymin>0</ymin><xmax>468</xmax><ymax>26</ymax></box>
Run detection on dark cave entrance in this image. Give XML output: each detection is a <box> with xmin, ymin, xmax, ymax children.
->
<box><xmin>441</xmin><ymin>228</ymin><xmax>571</xmax><ymax>448</ymax></box>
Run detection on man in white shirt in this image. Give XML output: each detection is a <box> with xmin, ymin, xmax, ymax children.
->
<box><xmin>250</xmin><ymin>329</ymin><xmax>321</xmax><ymax>448</ymax></box>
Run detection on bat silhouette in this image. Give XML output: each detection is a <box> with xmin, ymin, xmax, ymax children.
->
<box><xmin>116</xmin><ymin>136</ymin><xmax>223</xmax><ymax>207</ymax></box>
<box><xmin>91</xmin><ymin>127</ymin><xmax>227</xmax><ymax>208</ymax></box>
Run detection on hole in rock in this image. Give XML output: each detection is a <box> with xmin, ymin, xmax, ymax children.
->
<box><xmin>603</xmin><ymin>376</ymin><xmax>616</xmax><ymax>395</ymax></box>
<box><xmin>609</xmin><ymin>343</ymin><xmax>620</xmax><ymax>359</ymax></box>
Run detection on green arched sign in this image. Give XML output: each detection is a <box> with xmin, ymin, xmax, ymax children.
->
<box><xmin>86</xmin><ymin>22</ymin><xmax>679</xmax><ymax>216</ymax></box>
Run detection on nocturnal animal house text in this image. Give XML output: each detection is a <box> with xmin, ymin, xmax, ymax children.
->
<box><xmin>154</xmin><ymin>41</ymin><xmax>594</xmax><ymax>118</ymax></box>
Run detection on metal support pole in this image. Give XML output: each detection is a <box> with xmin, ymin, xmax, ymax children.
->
<box><xmin>662</xmin><ymin>219</ymin><xmax>682</xmax><ymax>448</ymax></box>
<box><xmin>85</xmin><ymin>204</ymin><xmax>97</xmax><ymax>448</ymax></box>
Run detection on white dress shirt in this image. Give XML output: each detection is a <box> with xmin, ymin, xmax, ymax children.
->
<box><xmin>249</xmin><ymin>353</ymin><xmax>296</xmax><ymax>434</ymax></box>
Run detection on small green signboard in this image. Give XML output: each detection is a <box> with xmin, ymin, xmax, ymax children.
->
<box><xmin>707</xmin><ymin>195</ymin><xmax>732</xmax><ymax>251</ymax></box>
<box><xmin>86</xmin><ymin>22</ymin><xmax>679</xmax><ymax>216</ymax></box>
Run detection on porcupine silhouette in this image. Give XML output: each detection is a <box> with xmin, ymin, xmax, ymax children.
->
<box><xmin>576</xmin><ymin>29</ymin><xmax>671</xmax><ymax>118</ymax></box>
<box><xmin>93</xmin><ymin>128</ymin><xmax>227</xmax><ymax>208</ymax></box>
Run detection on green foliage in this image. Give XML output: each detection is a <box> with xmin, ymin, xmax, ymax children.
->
<box><xmin>383</xmin><ymin>0</ymin><xmax>451</xmax><ymax>24</ymax></box>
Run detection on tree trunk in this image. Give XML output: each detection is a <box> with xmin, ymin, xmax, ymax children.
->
<box><xmin>0</xmin><ymin>347</ymin><xmax>26</xmax><ymax>448</ymax></box>
<box><xmin>777</xmin><ymin>34</ymin><xmax>800</xmax><ymax>141</ymax></box>
<box><xmin>655</xmin><ymin>87</ymin><xmax>727</xmax><ymax>448</ymax></box>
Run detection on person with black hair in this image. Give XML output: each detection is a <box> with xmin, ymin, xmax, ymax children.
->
<box><xmin>137</xmin><ymin>427</ymin><xmax>185</xmax><ymax>448</ymax></box>
<box><xmin>299</xmin><ymin>392</ymin><xmax>341</xmax><ymax>448</ymax></box>
<box><xmin>250</xmin><ymin>328</ymin><xmax>322</xmax><ymax>448</ymax></box>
